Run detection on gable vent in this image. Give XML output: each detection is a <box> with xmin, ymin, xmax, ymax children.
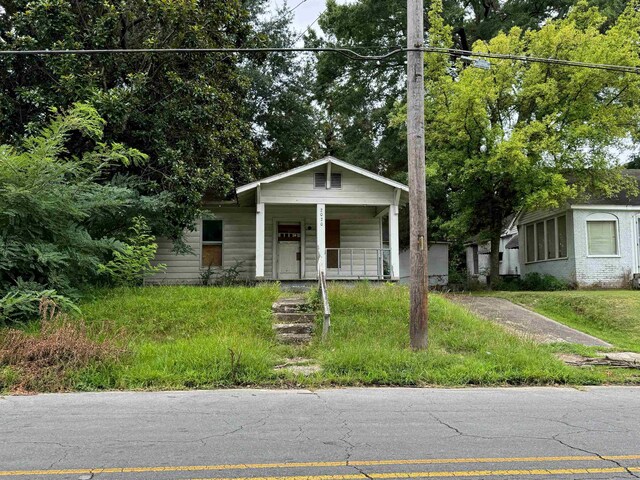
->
<box><xmin>314</xmin><ymin>172</ymin><xmax>326</xmax><ymax>188</ymax></box>
<box><xmin>330</xmin><ymin>173</ymin><xmax>342</xmax><ymax>188</ymax></box>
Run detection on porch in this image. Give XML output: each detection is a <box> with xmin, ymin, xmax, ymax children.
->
<box><xmin>255</xmin><ymin>204</ymin><xmax>400</xmax><ymax>281</ymax></box>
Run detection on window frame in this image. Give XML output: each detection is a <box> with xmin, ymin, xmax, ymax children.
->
<box><xmin>201</xmin><ymin>219</ymin><xmax>223</xmax><ymax>268</ymax></box>
<box><xmin>524</xmin><ymin>214</ymin><xmax>568</xmax><ymax>264</ymax></box>
<box><xmin>313</xmin><ymin>172</ymin><xmax>326</xmax><ymax>189</ymax></box>
<box><xmin>586</xmin><ymin>214</ymin><xmax>620</xmax><ymax>257</ymax></box>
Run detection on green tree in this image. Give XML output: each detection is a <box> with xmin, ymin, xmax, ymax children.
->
<box><xmin>0</xmin><ymin>103</ymin><xmax>162</xmax><ymax>321</ymax></box>
<box><xmin>396</xmin><ymin>0</ymin><xmax>640</xmax><ymax>286</ymax></box>
<box><xmin>0</xmin><ymin>0</ymin><xmax>257</xmax><ymax>241</ymax></box>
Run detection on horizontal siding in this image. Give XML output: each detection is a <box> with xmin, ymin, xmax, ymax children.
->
<box><xmin>260</xmin><ymin>165</ymin><xmax>396</xmax><ymax>205</ymax></box>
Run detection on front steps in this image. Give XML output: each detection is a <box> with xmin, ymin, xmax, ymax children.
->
<box><xmin>272</xmin><ymin>297</ymin><xmax>316</xmax><ymax>344</ymax></box>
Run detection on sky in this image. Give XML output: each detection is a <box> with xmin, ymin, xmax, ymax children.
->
<box><xmin>268</xmin><ymin>0</ymin><xmax>354</xmax><ymax>38</ymax></box>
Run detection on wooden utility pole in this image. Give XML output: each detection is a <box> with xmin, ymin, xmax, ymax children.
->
<box><xmin>407</xmin><ymin>0</ymin><xmax>428</xmax><ymax>349</ymax></box>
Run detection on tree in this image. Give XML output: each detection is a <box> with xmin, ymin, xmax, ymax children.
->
<box><xmin>397</xmin><ymin>0</ymin><xmax>640</xmax><ymax>286</ymax></box>
<box><xmin>242</xmin><ymin>2</ymin><xmax>323</xmax><ymax>177</ymax></box>
<box><xmin>0</xmin><ymin>103</ymin><xmax>163</xmax><ymax>322</ymax></box>
<box><xmin>0</xmin><ymin>0</ymin><xmax>257</xmax><ymax>241</ymax></box>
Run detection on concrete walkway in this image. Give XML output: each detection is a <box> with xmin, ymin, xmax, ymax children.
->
<box><xmin>448</xmin><ymin>295</ymin><xmax>611</xmax><ymax>347</ymax></box>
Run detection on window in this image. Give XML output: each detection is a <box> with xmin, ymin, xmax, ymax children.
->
<box><xmin>587</xmin><ymin>218</ymin><xmax>618</xmax><ymax>256</ymax></box>
<box><xmin>330</xmin><ymin>173</ymin><xmax>342</xmax><ymax>188</ymax></box>
<box><xmin>314</xmin><ymin>173</ymin><xmax>326</xmax><ymax>188</ymax></box>
<box><xmin>314</xmin><ymin>172</ymin><xmax>342</xmax><ymax>188</ymax></box>
<box><xmin>202</xmin><ymin>220</ymin><xmax>223</xmax><ymax>267</ymax></box>
<box><xmin>524</xmin><ymin>215</ymin><xmax>567</xmax><ymax>263</ymax></box>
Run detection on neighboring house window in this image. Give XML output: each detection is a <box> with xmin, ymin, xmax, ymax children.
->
<box><xmin>525</xmin><ymin>215</ymin><xmax>567</xmax><ymax>263</ymax></box>
<box><xmin>202</xmin><ymin>219</ymin><xmax>223</xmax><ymax>267</ymax></box>
<box><xmin>587</xmin><ymin>215</ymin><xmax>618</xmax><ymax>256</ymax></box>
<box><xmin>314</xmin><ymin>172</ymin><xmax>342</xmax><ymax>188</ymax></box>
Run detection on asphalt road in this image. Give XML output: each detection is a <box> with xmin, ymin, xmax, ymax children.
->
<box><xmin>1</xmin><ymin>387</ymin><xmax>640</xmax><ymax>480</ymax></box>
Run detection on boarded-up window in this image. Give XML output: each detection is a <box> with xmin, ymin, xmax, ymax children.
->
<box><xmin>202</xmin><ymin>219</ymin><xmax>223</xmax><ymax>267</ymax></box>
<box><xmin>587</xmin><ymin>220</ymin><xmax>617</xmax><ymax>255</ymax></box>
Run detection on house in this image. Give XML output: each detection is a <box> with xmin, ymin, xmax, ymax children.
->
<box><xmin>518</xmin><ymin>170</ymin><xmax>640</xmax><ymax>288</ymax></box>
<box><xmin>464</xmin><ymin>214</ymin><xmax>520</xmax><ymax>284</ymax></box>
<box><xmin>465</xmin><ymin>170</ymin><xmax>640</xmax><ymax>288</ymax></box>
<box><xmin>399</xmin><ymin>243</ymin><xmax>449</xmax><ymax>286</ymax></box>
<box><xmin>149</xmin><ymin>156</ymin><xmax>421</xmax><ymax>284</ymax></box>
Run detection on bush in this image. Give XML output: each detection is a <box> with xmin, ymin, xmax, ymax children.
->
<box><xmin>98</xmin><ymin>217</ymin><xmax>166</xmax><ymax>286</ymax></box>
<box><xmin>0</xmin><ymin>281</ymin><xmax>79</xmax><ymax>325</ymax></box>
<box><xmin>495</xmin><ymin>273</ymin><xmax>571</xmax><ymax>292</ymax></box>
<box><xmin>0</xmin><ymin>298</ymin><xmax>120</xmax><ymax>392</ymax></box>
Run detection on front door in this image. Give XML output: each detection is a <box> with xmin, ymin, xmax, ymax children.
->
<box><xmin>326</xmin><ymin>219</ymin><xmax>340</xmax><ymax>268</ymax></box>
<box><xmin>277</xmin><ymin>223</ymin><xmax>301</xmax><ymax>279</ymax></box>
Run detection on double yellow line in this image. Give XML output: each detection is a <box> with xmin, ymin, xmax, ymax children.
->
<box><xmin>1</xmin><ymin>454</ymin><xmax>639</xmax><ymax>478</ymax></box>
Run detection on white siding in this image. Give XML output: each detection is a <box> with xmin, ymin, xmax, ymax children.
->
<box><xmin>259</xmin><ymin>165</ymin><xmax>396</xmax><ymax>205</ymax></box>
<box><xmin>400</xmin><ymin>244</ymin><xmax>449</xmax><ymax>286</ymax></box>
<box><xmin>147</xmin><ymin>207</ymin><xmax>256</xmax><ymax>285</ymax></box>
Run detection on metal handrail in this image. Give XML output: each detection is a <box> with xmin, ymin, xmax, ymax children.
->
<box><xmin>317</xmin><ymin>256</ymin><xmax>331</xmax><ymax>340</ymax></box>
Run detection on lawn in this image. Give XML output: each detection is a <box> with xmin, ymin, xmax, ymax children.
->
<box><xmin>1</xmin><ymin>284</ymin><xmax>637</xmax><ymax>393</ymax></box>
<box><xmin>482</xmin><ymin>290</ymin><xmax>640</xmax><ymax>353</ymax></box>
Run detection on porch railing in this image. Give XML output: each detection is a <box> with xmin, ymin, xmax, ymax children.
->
<box><xmin>324</xmin><ymin>248</ymin><xmax>392</xmax><ymax>280</ymax></box>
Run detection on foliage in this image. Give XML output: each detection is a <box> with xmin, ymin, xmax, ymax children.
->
<box><xmin>98</xmin><ymin>216</ymin><xmax>166</xmax><ymax>286</ymax></box>
<box><xmin>486</xmin><ymin>290</ymin><xmax>640</xmax><ymax>352</ymax></box>
<box><xmin>200</xmin><ymin>259</ymin><xmax>248</xmax><ymax>286</ymax></box>
<box><xmin>0</xmin><ymin>297</ymin><xmax>120</xmax><ymax>392</ymax></box>
<box><xmin>243</xmin><ymin>1</ymin><xmax>323</xmax><ymax>177</ymax></box>
<box><xmin>393</xmin><ymin>0</ymin><xmax>640</xmax><ymax>285</ymax></box>
<box><xmin>496</xmin><ymin>273</ymin><xmax>571</xmax><ymax>292</ymax></box>
<box><xmin>0</xmin><ymin>281</ymin><xmax>79</xmax><ymax>325</ymax></box>
<box><xmin>0</xmin><ymin>0</ymin><xmax>258</xmax><ymax>240</ymax></box>
<box><xmin>0</xmin><ymin>103</ymin><xmax>164</xmax><ymax>322</ymax></box>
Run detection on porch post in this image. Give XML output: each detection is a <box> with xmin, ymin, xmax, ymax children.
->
<box><xmin>256</xmin><ymin>202</ymin><xmax>265</xmax><ymax>279</ymax></box>
<box><xmin>317</xmin><ymin>204</ymin><xmax>326</xmax><ymax>276</ymax></box>
<box><xmin>389</xmin><ymin>204</ymin><xmax>400</xmax><ymax>280</ymax></box>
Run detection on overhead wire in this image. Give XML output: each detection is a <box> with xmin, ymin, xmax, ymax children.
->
<box><xmin>0</xmin><ymin>46</ymin><xmax>638</xmax><ymax>74</ymax></box>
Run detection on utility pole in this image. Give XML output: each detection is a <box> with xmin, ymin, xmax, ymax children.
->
<box><xmin>407</xmin><ymin>0</ymin><xmax>428</xmax><ymax>349</ymax></box>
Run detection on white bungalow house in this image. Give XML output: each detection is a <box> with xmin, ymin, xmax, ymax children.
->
<box><xmin>149</xmin><ymin>157</ymin><xmax>414</xmax><ymax>283</ymax></box>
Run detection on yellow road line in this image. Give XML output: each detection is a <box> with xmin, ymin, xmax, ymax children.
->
<box><xmin>0</xmin><ymin>455</ymin><xmax>639</xmax><ymax>477</ymax></box>
<box><xmin>186</xmin><ymin>468</ymin><xmax>640</xmax><ymax>480</ymax></box>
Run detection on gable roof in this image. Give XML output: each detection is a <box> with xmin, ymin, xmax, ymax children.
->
<box><xmin>236</xmin><ymin>156</ymin><xmax>409</xmax><ymax>194</ymax></box>
<box><xmin>573</xmin><ymin>169</ymin><xmax>640</xmax><ymax>206</ymax></box>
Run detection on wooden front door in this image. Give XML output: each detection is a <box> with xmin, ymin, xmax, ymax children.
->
<box><xmin>326</xmin><ymin>219</ymin><xmax>340</xmax><ymax>268</ymax></box>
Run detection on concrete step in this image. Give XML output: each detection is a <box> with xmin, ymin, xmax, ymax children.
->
<box><xmin>273</xmin><ymin>323</ymin><xmax>314</xmax><ymax>335</ymax></box>
<box><xmin>274</xmin><ymin>312</ymin><xmax>316</xmax><ymax>324</ymax></box>
<box><xmin>275</xmin><ymin>332</ymin><xmax>313</xmax><ymax>344</ymax></box>
<box><xmin>272</xmin><ymin>299</ymin><xmax>308</xmax><ymax>313</ymax></box>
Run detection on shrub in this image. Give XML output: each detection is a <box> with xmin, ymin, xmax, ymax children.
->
<box><xmin>98</xmin><ymin>217</ymin><xmax>166</xmax><ymax>286</ymax></box>
<box><xmin>495</xmin><ymin>273</ymin><xmax>570</xmax><ymax>292</ymax></box>
<box><xmin>0</xmin><ymin>298</ymin><xmax>120</xmax><ymax>392</ymax></box>
<box><xmin>0</xmin><ymin>280</ymin><xmax>79</xmax><ymax>325</ymax></box>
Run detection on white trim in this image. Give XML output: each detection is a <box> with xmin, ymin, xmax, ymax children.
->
<box><xmin>201</xmin><ymin>218</ymin><xmax>224</xmax><ymax>268</ymax></box>
<box><xmin>275</xmin><ymin>221</ymin><xmax>303</xmax><ymax>280</ymax></box>
<box><xmin>571</xmin><ymin>204</ymin><xmax>640</xmax><ymax>211</ymax></box>
<box><xmin>389</xmin><ymin>204</ymin><xmax>400</xmax><ymax>280</ymax></box>
<box><xmin>326</xmin><ymin>161</ymin><xmax>331</xmax><ymax>189</ymax></box>
<box><xmin>375</xmin><ymin>206</ymin><xmax>390</xmax><ymax>219</ymax></box>
<box><xmin>634</xmin><ymin>215</ymin><xmax>640</xmax><ymax>274</ymax></box>
<box><xmin>523</xmin><ymin>214</ymin><xmax>568</xmax><ymax>264</ymax></box>
<box><xmin>585</xmin><ymin>213</ymin><xmax>620</xmax><ymax>257</ymax></box>
<box><xmin>317</xmin><ymin>204</ymin><xmax>326</xmax><ymax>275</ymax></box>
<box><xmin>236</xmin><ymin>156</ymin><xmax>409</xmax><ymax>194</ymax></box>
<box><xmin>255</xmin><ymin>204</ymin><xmax>265</xmax><ymax>278</ymax></box>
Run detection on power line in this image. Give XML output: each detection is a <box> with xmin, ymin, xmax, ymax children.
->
<box><xmin>0</xmin><ymin>46</ymin><xmax>638</xmax><ymax>74</ymax></box>
<box><xmin>286</xmin><ymin>0</ymin><xmax>311</xmax><ymax>14</ymax></box>
<box><xmin>293</xmin><ymin>9</ymin><xmax>326</xmax><ymax>44</ymax></box>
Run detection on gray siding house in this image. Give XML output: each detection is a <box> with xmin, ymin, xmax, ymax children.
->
<box><xmin>518</xmin><ymin>170</ymin><xmax>640</xmax><ymax>287</ymax></box>
<box><xmin>148</xmin><ymin>157</ymin><xmax>411</xmax><ymax>284</ymax></box>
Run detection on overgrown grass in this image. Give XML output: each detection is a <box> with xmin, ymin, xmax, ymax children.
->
<box><xmin>306</xmin><ymin>284</ymin><xmax>620</xmax><ymax>386</ymax></box>
<box><xmin>482</xmin><ymin>290</ymin><xmax>640</xmax><ymax>352</ymax></box>
<box><xmin>1</xmin><ymin>284</ymin><xmax>638</xmax><ymax>393</ymax></box>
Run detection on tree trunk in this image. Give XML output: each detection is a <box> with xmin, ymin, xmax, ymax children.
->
<box><xmin>488</xmin><ymin>232</ymin><xmax>501</xmax><ymax>289</ymax></box>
